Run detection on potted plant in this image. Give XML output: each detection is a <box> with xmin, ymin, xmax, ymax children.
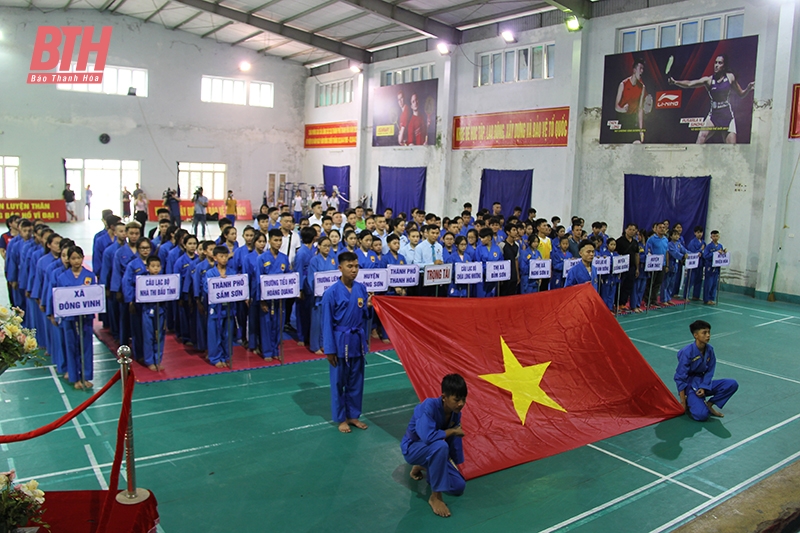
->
<box><xmin>0</xmin><ymin>470</ymin><xmax>47</xmax><ymax>533</ymax></box>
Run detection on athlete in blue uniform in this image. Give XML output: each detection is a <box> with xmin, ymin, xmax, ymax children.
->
<box><xmin>402</xmin><ymin>374</ymin><xmax>467</xmax><ymax>518</ymax></box>
<box><xmin>140</xmin><ymin>256</ymin><xmax>167</xmax><ymax>371</ymax></box>
<box><xmin>308</xmin><ymin>236</ymin><xmax>338</xmax><ymax>354</ymax></box>
<box><xmin>564</xmin><ymin>239</ymin><xmax>599</xmax><ymax>291</ymax></box>
<box><xmin>202</xmin><ymin>246</ymin><xmax>239</xmax><ymax>368</ymax></box>
<box><xmin>56</xmin><ymin>246</ymin><xmax>96</xmax><ymax>390</ymax></box>
<box><xmin>322</xmin><ymin>251</ymin><xmax>370</xmax><ymax>433</ymax></box>
<box><xmin>702</xmin><ymin>230</ymin><xmax>725</xmax><ymax>305</ymax></box>
<box><xmin>674</xmin><ymin>320</ymin><xmax>738</xmax><ymax>421</ymax></box>
<box><xmin>258</xmin><ymin>230</ymin><xmax>292</xmax><ymax>360</ymax></box>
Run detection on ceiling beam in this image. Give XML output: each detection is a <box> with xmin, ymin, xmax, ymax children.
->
<box><xmin>340</xmin><ymin>22</ymin><xmax>396</xmax><ymax>43</ymax></box>
<box><xmin>257</xmin><ymin>38</ymin><xmax>291</xmax><ymax>52</ymax></box>
<box><xmin>246</xmin><ymin>0</ymin><xmax>283</xmax><ymax>14</ymax></box>
<box><xmin>541</xmin><ymin>0</ymin><xmax>590</xmax><ymax>19</ymax></box>
<box><xmin>280</xmin><ymin>0</ymin><xmax>337</xmax><ymax>24</ymax></box>
<box><xmin>201</xmin><ymin>20</ymin><xmax>234</xmax><ymax>37</ymax></box>
<box><xmin>144</xmin><ymin>0</ymin><xmax>171</xmax><ymax>22</ymax></box>
<box><xmin>303</xmin><ymin>53</ymin><xmax>340</xmax><ymax>66</ymax></box>
<box><xmin>230</xmin><ymin>30</ymin><xmax>263</xmax><ymax>45</ymax></box>
<box><xmin>310</xmin><ymin>11</ymin><xmax>368</xmax><ymax>34</ymax></box>
<box><xmin>98</xmin><ymin>0</ymin><xmax>115</xmax><ymax>11</ymax></box>
<box><xmin>172</xmin><ymin>11</ymin><xmax>203</xmax><ymax>29</ymax></box>
<box><xmin>424</xmin><ymin>0</ymin><xmax>492</xmax><ymax>18</ymax></box>
<box><xmin>109</xmin><ymin>0</ymin><xmax>129</xmax><ymax>12</ymax></box>
<box><xmin>281</xmin><ymin>48</ymin><xmax>317</xmax><ymax>61</ymax></box>
<box><xmin>337</xmin><ymin>0</ymin><xmax>461</xmax><ymax>43</ymax></box>
<box><xmin>172</xmin><ymin>0</ymin><xmax>370</xmax><ymax>62</ymax></box>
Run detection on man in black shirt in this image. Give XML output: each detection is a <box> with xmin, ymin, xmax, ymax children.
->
<box><xmin>63</xmin><ymin>183</ymin><xmax>78</xmax><ymax>221</ymax></box>
<box><xmin>500</xmin><ymin>222</ymin><xmax>520</xmax><ymax>296</ymax></box>
<box><xmin>616</xmin><ymin>223</ymin><xmax>640</xmax><ymax>308</ymax></box>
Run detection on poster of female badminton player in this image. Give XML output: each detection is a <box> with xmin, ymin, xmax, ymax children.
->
<box><xmin>372</xmin><ymin>79</ymin><xmax>438</xmax><ymax>147</ymax></box>
<box><xmin>599</xmin><ymin>35</ymin><xmax>757</xmax><ymax>144</ymax></box>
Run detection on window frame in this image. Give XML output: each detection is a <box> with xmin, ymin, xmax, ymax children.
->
<box><xmin>315</xmin><ymin>77</ymin><xmax>354</xmax><ymax>108</ymax></box>
<box><xmin>380</xmin><ymin>64</ymin><xmax>436</xmax><ymax>87</ymax></box>
<box><xmin>0</xmin><ymin>157</ymin><xmax>21</xmax><ymax>199</ymax></box>
<box><xmin>56</xmin><ymin>62</ymin><xmax>149</xmax><ymax>97</ymax></box>
<box><xmin>476</xmin><ymin>41</ymin><xmax>555</xmax><ymax>87</ymax></box>
<box><xmin>177</xmin><ymin>162</ymin><xmax>228</xmax><ymax>201</ymax></box>
<box><xmin>617</xmin><ymin>10</ymin><xmax>744</xmax><ymax>53</ymax></box>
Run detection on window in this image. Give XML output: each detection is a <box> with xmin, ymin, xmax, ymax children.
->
<box><xmin>201</xmin><ymin>75</ymin><xmax>246</xmax><ymax>105</ymax></box>
<box><xmin>618</xmin><ymin>11</ymin><xmax>743</xmax><ymax>52</ymax></box>
<box><xmin>380</xmin><ymin>64</ymin><xmax>435</xmax><ymax>86</ymax></box>
<box><xmin>250</xmin><ymin>81</ymin><xmax>274</xmax><ymax>108</ymax></box>
<box><xmin>177</xmin><ymin>162</ymin><xmax>227</xmax><ymax>200</ymax></box>
<box><xmin>316</xmin><ymin>78</ymin><xmax>353</xmax><ymax>108</ymax></box>
<box><xmin>0</xmin><ymin>157</ymin><xmax>20</xmax><ymax>199</ymax></box>
<box><xmin>56</xmin><ymin>63</ymin><xmax>148</xmax><ymax>97</ymax></box>
<box><xmin>476</xmin><ymin>42</ymin><xmax>555</xmax><ymax>87</ymax></box>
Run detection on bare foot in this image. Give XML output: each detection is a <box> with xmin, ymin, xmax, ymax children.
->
<box><xmin>428</xmin><ymin>492</ymin><xmax>451</xmax><ymax>517</ymax></box>
<box><xmin>271</xmin><ymin>356</ymin><xmax>281</xmax><ymax>362</ymax></box>
<box><xmin>297</xmin><ymin>341</ymin><xmax>305</xmax><ymax>347</ymax></box>
<box><xmin>410</xmin><ymin>465</ymin><xmax>424</xmax><ymax>480</ymax></box>
<box><xmin>63</xmin><ymin>373</ymin><xmax>70</xmax><ymax>380</ymax></box>
<box><xmin>215</xmin><ymin>362</ymin><xmax>227</xmax><ymax>369</ymax></box>
<box><xmin>82</xmin><ymin>381</ymin><xmax>93</xmax><ymax>389</ymax></box>
<box><xmin>633</xmin><ymin>308</ymin><xmax>643</xmax><ymax>313</ymax></box>
<box><xmin>371</xmin><ymin>329</ymin><xmax>379</xmax><ymax>339</ymax></box>
<box><xmin>314</xmin><ymin>349</ymin><xmax>324</xmax><ymax>355</ymax></box>
<box><xmin>338</xmin><ymin>421</ymin><xmax>351</xmax><ymax>433</ymax></box>
<box><xmin>347</xmin><ymin>418</ymin><xmax>368</xmax><ymax>430</ymax></box>
<box><xmin>148</xmin><ymin>364</ymin><xmax>158</xmax><ymax>371</ymax></box>
<box><xmin>706</xmin><ymin>401</ymin><xmax>724</xmax><ymax>417</ymax></box>
<box><xmin>705</xmin><ymin>301</ymin><xmax>716</xmax><ymax>306</ymax></box>
<box><xmin>73</xmin><ymin>381</ymin><xmax>84</xmax><ymax>390</ymax></box>
<box><xmin>382</xmin><ymin>338</ymin><xmax>391</xmax><ymax>344</ymax></box>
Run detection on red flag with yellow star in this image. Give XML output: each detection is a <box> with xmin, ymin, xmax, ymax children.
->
<box><xmin>373</xmin><ymin>284</ymin><xmax>684</xmax><ymax>479</ymax></box>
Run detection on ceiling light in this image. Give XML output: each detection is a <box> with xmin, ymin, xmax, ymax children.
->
<box><xmin>239</xmin><ymin>61</ymin><xmax>251</xmax><ymax>72</ymax></box>
<box><xmin>350</xmin><ymin>64</ymin><xmax>362</xmax><ymax>73</ymax></box>
<box><xmin>501</xmin><ymin>30</ymin><xmax>516</xmax><ymax>43</ymax></box>
<box><xmin>565</xmin><ymin>16</ymin><xmax>582</xmax><ymax>32</ymax></box>
<box><xmin>437</xmin><ymin>42</ymin><xmax>451</xmax><ymax>55</ymax></box>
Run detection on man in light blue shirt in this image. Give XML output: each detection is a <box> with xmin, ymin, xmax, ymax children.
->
<box><xmin>192</xmin><ymin>187</ymin><xmax>209</xmax><ymax>238</ymax></box>
<box><xmin>413</xmin><ymin>225</ymin><xmax>444</xmax><ymax>296</ymax></box>
<box><xmin>372</xmin><ymin>214</ymin><xmax>390</xmax><ymax>255</ymax></box>
<box><xmin>644</xmin><ymin>222</ymin><xmax>668</xmax><ymax>307</ymax></box>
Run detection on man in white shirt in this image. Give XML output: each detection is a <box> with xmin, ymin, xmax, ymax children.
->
<box><xmin>331</xmin><ymin>212</ymin><xmax>344</xmax><ymax>234</ymax></box>
<box><xmin>329</xmin><ymin>191</ymin><xmax>340</xmax><ymax>211</ymax></box>
<box><xmin>279</xmin><ymin>212</ymin><xmax>301</xmax><ymax>266</ymax></box>
<box><xmin>307</xmin><ymin>201</ymin><xmax>324</xmax><ymax>227</ymax></box>
<box><xmin>320</xmin><ymin>191</ymin><xmax>329</xmax><ymax>211</ymax></box>
<box><xmin>372</xmin><ymin>214</ymin><xmax>390</xmax><ymax>254</ymax></box>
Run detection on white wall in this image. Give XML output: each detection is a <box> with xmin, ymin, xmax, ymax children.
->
<box><xmin>0</xmin><ymin>7</ymin><xmax>307</xmax><ymax>207</ymax></box>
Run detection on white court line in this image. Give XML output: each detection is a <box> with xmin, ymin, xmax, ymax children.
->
<box><xmin>7</xmin><ymin>457</ymin><xmax>15</xmax><ymax>472</ymax></box>
<box><xmin>82</xmin><ymin>412</ymin><xmax>102</xmax><ymax>437</ymax></box>
<box><xmin>374</xmin><ymin>351</ymin><xmax>403</xmax><ymax>365</ymax></box>
<box><xmin>272</xmin><ymin>402</ymin><xmax>417</xmax><ymax>434</ymax></box>
<box><xmin>3</xmin><ymin>364</ymin><xmax>54</xmax><ymax>373</ymax></box>
<box><xmin>48</xmin><ymin>367</ymin><xmax>86</xmax><ymax>440</ymax></box>
<box><xmin>0</xmin><ymin>422</ymin><xmax>8</xmax><ymax>452</ymax></box>
<box><xmin>624</xmin><ymin>312</ymin><xmax>723</xmax><ymax>333</ymax></box>
<box><xmin>539</xmin><ymin>412</ymin><xmax>800</xmax><ymax>533</ymax></box>
<box><xmin>719</xmin><ymin>302</ymin><xmax>799</xmax><ymax>319</ymax></box>
<box><xmin>586</xmin><ymin>444</ymin><xmax>712</xmax><ymax>499</ymax></box>
<box><xmin>754</xmin><ymin>316</ymin><xmax>794</xmax><ymax>328</ymax></box>
<box><xmin>0</xmin><ymin>376</ymin><xmax>52</xmax><ymax>385</ymax></box>
<box><xmin>716</xmin><ymin>360</ymin><xmax>800</xmax><ymax>385</ymax></box>
<box><xmin>649</xmin><ymin>449</ymin><xmax>800</xmax><ymax>533</ymax></box>
<box><xmin>84</xmin><ymin>444</ymin><xmax>109</xmax><ymax>490</ymax></box>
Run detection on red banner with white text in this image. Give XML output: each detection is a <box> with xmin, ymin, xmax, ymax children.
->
<box><xmin>304</xmin><ymin>121</ymin><xmax>358</xmax><ymax>149</ymax></box>
<box><xmin>0</xmin><ymin>199</ymin><xmax>66</xmax><ymax>222</ymax></box>
<box><xmin>452</xmin><ymin>107</ymin><xmax>569</xmax><ymax>149</ymax></box>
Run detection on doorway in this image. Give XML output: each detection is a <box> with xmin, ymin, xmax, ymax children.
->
<box><xmin>65</xmin><ymin>159</ymin><xmax>140</xmax><ymax>220</ymax></box>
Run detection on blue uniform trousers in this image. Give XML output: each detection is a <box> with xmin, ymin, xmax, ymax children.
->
<box><xmin>63</xmin><ymin>317</ymin><xmax>94</xmax><ymax>383</ymax></box>
<box><xmin>48</xmin><ymin>319</ymin><xmax>68</xmax><ymax>375</ymax></box>
<box><xmin>141</xmin><ymin>305</ymin><xmax>166</xmax><ymax>366</ymax></box>
<box><xmin>208</xmin><ymin>313</ymin><xmax>234</xmax><ymax>364</ymax></box>
<box><xmin>248</xmin><ymin>301</ymin><xmax>260</xmax><ymax>350</ymax></box>
<box><xmin>309</xmin><ymin>300</ymin><xmax>324</xmax><ymax>353</ymax></box>
<box><xmin>689</xmin><ymin>268</ymin><xmax>703</xmax><ymax>299</ymax></box>
<box><xmin>601</xmin><ymin>280</ymin><xmax>618</xmax><ymax>310</ymax></box>
<box><xmin>402</xmin><ymin>439</ymin><xmax>465</xmax><ymax>495</ymax></box>
<box><xmin>195</xmin><ymin>305</ymin><xmax>207</xmax><ymax>352</ymax></box>
<box><xmin>130</xmin><ymin>306</ymin><xmax>144</xmax><ymax>362</ymax></box>
<box><xmin>704</xmin><ymin>267</ymin><xmax>720</xmax><ymax>303</ymax></box>
<box><xmin>631</xmin><ymin>275</ymin><xmax>647</xmax><ymax>309</ymax></box>
<box><xmin>662</xmin><ymin>271</ymin><xmax>675</xmax><ymax>303</ymax></box>
<box><xmin>330</xmin><ymin>356</ymin><xmax>365</xmax><ymax>423</ymax></box>
<box><xmin>259</xmin><ymin>301</ymin><xmax>283</xmax><ymax>358</ymax></box>
<box><xmin>686</xmin><ymin>378</ymin><xmax>738</xmax><ymax>421</ymax></box>
<box><xmin>297</xmin><ymin>292</ymin><xmax>313</xmax><ymax>344</ymax></box>
<box><xmin>107</xmin><ymin>295</ymin><xmax>119</xmax><ymax>340</ymax></box>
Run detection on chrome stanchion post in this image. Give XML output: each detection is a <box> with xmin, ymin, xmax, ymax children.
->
<box><xmin>115</xmin><ymin>345</ymin><xmax>151</xmax><ymax>505</ymax></box>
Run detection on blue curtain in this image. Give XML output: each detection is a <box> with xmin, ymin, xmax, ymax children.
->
<box><xmin>623</xmin><ymin>174</ymin><xmax>711</xmax><ymax>234</ymax></box>
<box><xmin>478</xmin><ymin>169</ymin><xmax>533</xmax><ymax>220</ymax></box>
<box><xmin>377</xmin><ymin>166</ymin><xmax>426</xmax><ymax>218</ymax></box>
<box><xmin>322</xmin><ymin>165</ymin><xmax>351</xmax><ymax>206</ymax></box>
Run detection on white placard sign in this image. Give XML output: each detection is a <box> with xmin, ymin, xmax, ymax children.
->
<box><xmin>387</xmin><ymin>264</ymin><xmax>419</xmax><ymax>287</ymax></box>
<box><xmin>486</xmin><ymin>260</ymin><xmax>512</xmax><ymax>282</ymax></box>
<box><xmin>52</xmin><ymin>285</ymin><xmax>106</xmax><ymax>318</ymax></box>
<box><xmin>712</xmin><ymin>251</ymin><xmax>730</xmax><ymax>268</ymax></box>
<box><xmin>260</xmin><ymin>272</ymin><xmax>300</xmax><ymax>301</ymax></box>
<box><xmin>529</xmin><ymin>259</ymin><xmax>551</xmax><ymax>280</ymax></box>
<box><xmin>685</xmin><ymin>252</ymin><xmax>701</xmax><ymax>270</ymax></box>
<box><xmin>454</xmin><ymin>262</ymin><xmax>483</xmax><ymax>284</ymax></box>
<box><xmin>313</xmin><ymin>271</ymin><xmax>341</xmax><ymax>297</ymax></box>
<box><xmin>645</xmin><ymin>254</ymin><xmax>664</xmax><ymax>272</ymax></box>
<box><xmin>563</xmin><ymin>258</ymin><xmax>582</xmax><ymax>277</ymax></box>
<box><xmin>593</xmin><ymin>256</ymin><xmax>611</xmax><ymax>275</ymax></box>
<box><xmin>612</xmin><ymin>255</ymin><xmax>630</xmax><ymax>274</ymax></box>
<box><xmin>208</xmin><ymin>274</ymin><xmax>249</xmax><ymax>304</ymax></box>
<box><xmin>356</xmin><ymin>269</ymin><xmax>388</xmax><ymax>292</ymax></box>
<box><xmin>423</xmin><ymin>264</ymin><xmax>453</xmax><ymax>286</ymax></box>
<box><xmin>135</xmin><ymin>274</ymin><xmax>180</xmax><ymax>303</ymax></box>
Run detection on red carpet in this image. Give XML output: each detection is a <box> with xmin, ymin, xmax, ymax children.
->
<box><xmin>93</xmin><ymin>322</ymin><xmax>393</xmax><ymax>383</ymax></box>
<box><xmin>37</xmin><ymin>490</ymin><xmax>158</xmax><ymax>533</ymax></box>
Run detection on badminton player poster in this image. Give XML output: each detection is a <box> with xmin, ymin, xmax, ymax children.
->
<box><xmin>372</xmin><ymin>79</ymin><xmax>438</xmax><ymax>147</ymax></box>
<box><xmin>600</xmin><ymin>35</ymin><xmax>758</xmax><ymax>144</ymax></box>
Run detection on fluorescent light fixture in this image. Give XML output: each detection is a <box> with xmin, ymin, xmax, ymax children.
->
<box><xmin>501</xmin><ymin>30</ymin><xmax>516</xmax><ymax>43</ymax></box>
<box><xmin>565</xmin><ymin>16</ymin><xmax>582</xmax><ymax>32</ymax></box>
<box><xmin>239</xmin><ymin>61</ymin><xmax>251</xmax><ymax>72</ymax></box>
<box><xmin>437</xmin><ymin>42</ymin><xmax>451</xmax><ymax>55</ymax></box>
<box><xmin>350</xmin><ymin>64</ymin><xmax>362</xmax><ymax>73</ymax></box>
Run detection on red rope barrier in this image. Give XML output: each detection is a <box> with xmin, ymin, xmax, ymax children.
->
<box><xmin>97</xmin><ymin>366</ymin><xmax>135</xmax><ymax>533</ymax></box>
<box><xmin>0</xmin><ymin>370</ymin><xmax>121</xmax><ymax>443</ymax></box>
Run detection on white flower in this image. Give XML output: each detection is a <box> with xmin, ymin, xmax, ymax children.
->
<box><xmin>24</xmin><ymin>337</ymin><xmax>38</xmax><ymax>352</ymax></box>
<box><xmin>0</xmin><ymin>306</ymin><xmax>10</xmax><ymax>322</ymax></box>
<box><xmin>11</xmin><ymin>315</ymin><xmax>22</xmax><ymax>325</ymax></box>
<box><xmin>20</xmin><ymin>479</ymin><xmax>45</xmax><ymax>504</ymax></box>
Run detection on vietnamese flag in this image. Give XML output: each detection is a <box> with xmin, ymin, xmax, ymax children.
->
<box><xmin>373</xmin><ymin>284</ymin><xmax>684</xmax><ymax>479</ymax></box>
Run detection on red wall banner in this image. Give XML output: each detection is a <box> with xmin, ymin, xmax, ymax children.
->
<box><xmin>452</xmin><ymin>107</ymin><xmax>569</xmax><ymax>149</ymax></box>
<box><xmin>0</xmin><ymin>199</ymin><xmax>66</xmax><ymax>222</ymax></box>
<box><xmin>790</xmin><ymin>85</ymin><xmax>800</xmax><ymax>139</ymax></box>
<box><xmin>147</xmin><ymin>200</ymin><xmax>252</xmax><ymax>221</ymax></box>
<box><xmin>304</xmin><ymin>121</ymin><xmax>358</xmax><ymax>148</ymax></box>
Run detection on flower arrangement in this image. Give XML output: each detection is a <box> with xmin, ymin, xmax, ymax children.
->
<box><xmin>0</xmin><ymin>307</ymin><xmax>41</xmax><ymax>374</ymax></box>
<box><xmin>0</xmin><ymin>470</ymin><xmax>47</xmax><ymax>532</ymax></box>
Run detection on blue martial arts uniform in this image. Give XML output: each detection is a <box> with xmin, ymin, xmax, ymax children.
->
<box><xmin>550</xmin><ymin>247</ymin><xmax>572</xmax><ymax>290</ymax></box>
<box><xmin>139</xmin><ymin>272</ymin><xmax>167</xmax><ymax>367</ymax></box>
<box><xmin>231</xmin><ymin>245</ymin><xmax>255</xmax><ymax>343</ymax></box>
<box><xmin>519</xmin><ymin>247</ymin><xmax>542</xmax><ymax>294</ymax></box>
<box><xmin>308</xmin><ymin>252</ymin><xmax>338</xmax><ymax>353</ymax></box>
<box><xmin>201</xmin><ymin>265</ymin><xmax>239</xmax><ymax>365</ymax></box>
<box><xmin>44</xmin><ymin>263</ymin><xmax>69</xmax><ymax>375</ymax></box>
<box><xmin>257</xmin><ymin>249</ymin><xmax>292</xmax><ymax>359</ymax></box>
<box><xmin>6</xmin><ymin>235</ymin><xmax>30</xmax><ymax>309</ymax></box>
<box><xmin>401</xmin><ymin>398</ymin><xmax>465</xmax><ymax>496</ymax></box>
<box><xmin>102</xmin><ymin>240</ymin><xmax>122</xmax><ymax>339</ymax></box>
<box><xmin>294</xmin><ymin>244</ymin><xmax>315</xmax><ymax>345</ymax></box>
<box><xmin>664</xmin><ymin>240</ymin><xmax>687</xmax><ymax>302</ymax></box>
<box><xmin>32</xmin><ymin>252</ymin><xmax>61</xmax><ymax>351</ymax></box>
<box><xmin>674</xmin><ymin>342</ymin><xmax>738</xmax><ymax>421</ymax></box>
<box><xmin>57</xmin><ymin>267</ymin><xmax>96</xmax><ymax>384</ymax></box>
<box><xmin>564</xmin><ymin>262</ymin><xmax>599</xmax><ymax>290</ymax></box>
<box><xmin>176</xmin><ymin>252</ymin><xmax>200</xmax><ymax>344</ymax></box>
<box><xmin>322</xmin><ymin>280</ymin><xmax>369</xmax><ymax>423</ymax></box>
<box><xmin>355</xmin><ymin>247</ymin><xmax>379</xmax><ymax>269</ymax></box>
<box><xmin>631</xmin><ymin>240</ymin><xmax>647</xmax><ymax>310</ymax></box>
<box><xmin>600</xmin><ymin>251</ymin><xmax>620</xmax><ymax>310</ymax></box>
<box><xmin>112</xmin><ymin>244</ymin><xmax>137</xmax><ymax>346</ymax></box>
<box><xmin>122</xmin><ymin>256</ymin><xmax>148</xmax><ymax>361</ymax></box>
<box><xmin>686</xmin><ymin>237</ymin><xmax>705</xmax><ymax>299</ymax></box>
<box><xmin>193</xmin><ymin>258</ymin><xmax>214</xmax><ymax>352</ymax></box>
<box><xmin>476</xmin><ymin>242</ymin><xmax>503</xmax><ymax>298</ymax></box>
<box><xmin>703</xmin><ymin>242</ymin><xmax>724</xmax><ymax>303</ymax></box>
<box><xmin>246</xmin><ymin>252</ymin><xmax>263</xmax><ymax>350</ymax></box>
<box><xmin>446</xmin><ymin>251</ymin><xmax>469</xmax><ymax>297</ymax></box>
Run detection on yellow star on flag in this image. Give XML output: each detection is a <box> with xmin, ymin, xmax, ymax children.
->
<box><xmin>479</xmin><ymin>337</ymin><xmax>566</xmax><ymax>425</ymax></box>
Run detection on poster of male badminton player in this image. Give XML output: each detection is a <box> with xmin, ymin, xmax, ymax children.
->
<box><xmin>372</xmin><ymin>79</ymin><xmax>438</xmax><ymax>147</ymax></box>
<box><xmin>600</xmin><ymin>35</ymin><xmax>758</xmax><ymax>144</ymax></box>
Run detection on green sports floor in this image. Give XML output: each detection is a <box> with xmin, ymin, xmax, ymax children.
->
<box><xmin>2</xmin><ymin>222</ymin><xmax>800</xmax><ymax>533</ymax></box>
